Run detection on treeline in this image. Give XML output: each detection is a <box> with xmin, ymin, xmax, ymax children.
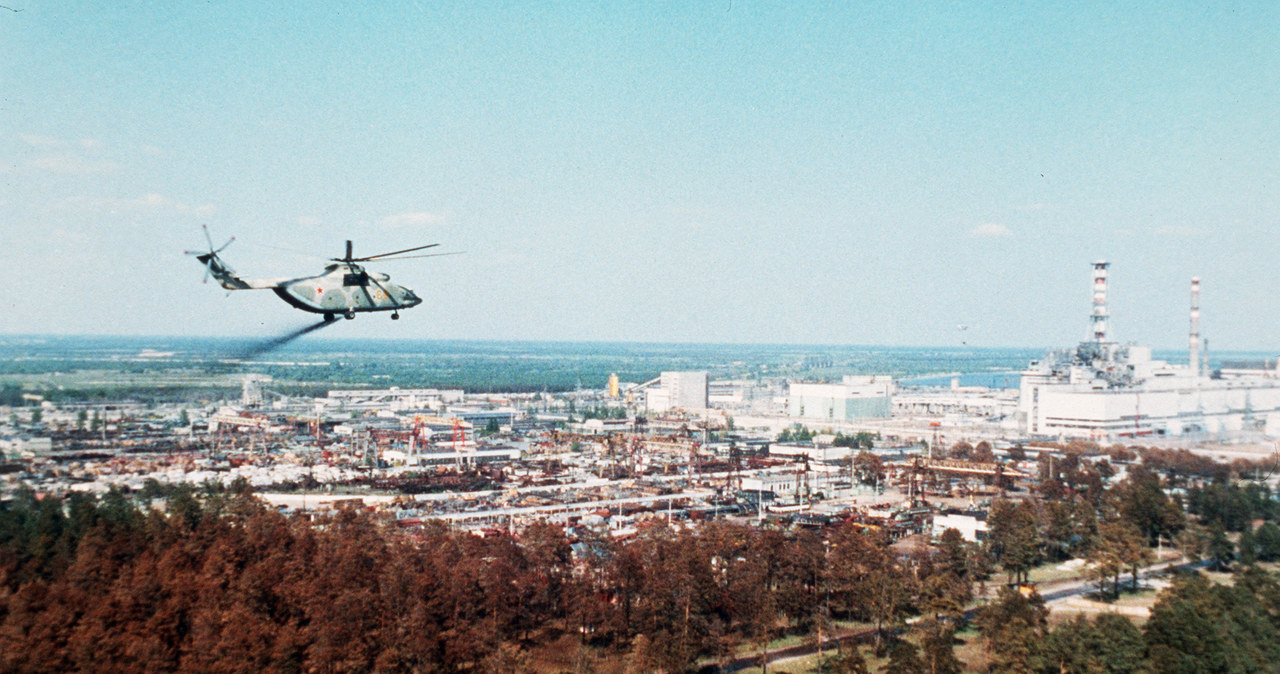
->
<box><xmin>0</xmin><ymin>384</ymin><xmax>28</xmax><ymax>407</ymax></box>
<box><xmin>983</xmin><ymin>466</ymin><xmax>1187</xmax><ymax>583</ymax></box>
<box><xmin>249</xmin><ymin>360</ymin><xmax>666</xmax><ymax>394</ymax></box>
<box><xmin>0</xmin><ymin>486</ymin><xmax>980</xmax><ymax>672</ymax></box>
<box><xmin>29</xmin><ymin>386</ymin><xmax>240</xmax><ymax>406</ymax></box>
<box><xmin>976</xmin><ymin>567</ymin><xmax>1280</xmax><ymax>673</ymax></box>
<box><xmin>3</xmin><ymin>473</ymin><xmax>1279</xmax><ymax>671</ymax></box>
<box><xmin>1026</xmin><ymin>440</ymin><xmax>1261</xmax><ymax>484</ymax></box>
<box><xmin>774</xmin><ymin>426</ymin><xmax>878</xmax><ymax>446</ymax></box>
<box><xmin>1187</xmin><ymin>481</ymin><xmax>1280</xmax><ymax>531</ymax></box>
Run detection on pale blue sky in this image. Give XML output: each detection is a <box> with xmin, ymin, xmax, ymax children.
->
<box><xmin>3</xmin><ymin>2</ymin><xmax>1277</xmax><ymax>350</ymax></box>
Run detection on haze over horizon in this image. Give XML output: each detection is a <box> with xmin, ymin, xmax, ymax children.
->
<box><xmin>4</xmin><ymin>3</ymin><xmax>1277</xmax><ymax>350</ymax></box>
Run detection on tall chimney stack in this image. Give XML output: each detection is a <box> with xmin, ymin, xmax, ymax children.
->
<box><xmin>1091</xmin><ymin>261</ymin><xmax>1110</xmax><ymax>343</ymax></box>
<box><xmin>1189</xmin><ymin>277</ymin><xmax>1201</xmax><ymax>376</ymax></box>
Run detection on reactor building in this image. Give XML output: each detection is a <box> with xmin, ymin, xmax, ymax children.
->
<box><xmin>1018</xmin><ymin>261</ymin><xmax>1280</xmax><ymax>440</ymax></box>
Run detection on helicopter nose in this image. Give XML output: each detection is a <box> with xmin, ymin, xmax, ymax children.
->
<box><xmin>405</xmin><ymin>290</ymin><xmax>422</xmax><ymax>306</ymax></box>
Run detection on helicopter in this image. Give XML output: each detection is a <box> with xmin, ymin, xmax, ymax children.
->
<box><xmin>187</xmin><ymin>226</ymin><xmax>438</xmax><ymax>321</ymax></box>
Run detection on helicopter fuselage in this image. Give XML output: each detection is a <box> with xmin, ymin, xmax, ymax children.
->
<box><xmin>273</xmin><ymin>263</ymin><xmax>422</xmax><ymax>319</ymax></box>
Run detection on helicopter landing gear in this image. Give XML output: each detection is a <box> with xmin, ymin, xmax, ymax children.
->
<box><xmin>323</xmin><ymin>312</ymin><xmax>336</xmax><ymax>322</ymax></box>
<box><xmin>391</xmin><ymin>312</ymin><xmax>400</xmax><ymax>320</ymax></box>
<box><xmin>344</xmin><ymin>310</ymin><xmax>356</xmax><ymax>320</ymax></box>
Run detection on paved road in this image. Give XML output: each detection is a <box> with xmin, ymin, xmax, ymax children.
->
<box><xmin>1036</xmin><ymin>557</ymin><xmax>1200</xmax><ymax>603</ymax></box>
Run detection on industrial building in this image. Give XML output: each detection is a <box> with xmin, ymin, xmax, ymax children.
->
<box><xmin>739</xmin><ymin>466</ymin><xmax>851</xmax><ymax>503</ymax></box>
<box><xmin>327</xmin><ymin>387</ymin><xmax>465</xmax><ymax>411</ymax></box>
<box><xmin>644</xmin><ymin>371</ymin><xmax>709</xmax><ymax>413</ymax></box>
<box><xmin>769</xmin><ymin>434</ymin><xmax>856</xmax><ymax>463</ymax></box>
<box><xmin>932</xmin><ymin>512</ymin><xmax>988</xmax><ymax>542</ymax></box>
<box><xmin>1018</xmin><ymin>262</ymin><xmax>1280</xmax><ymax>440</ymax></box>
<box><xmin>0</xmin><ymin>433</ymin><xmax>52</xmax><ymax>455</ymax></box>
<box><xmin>787</xmin><ymin>375</ymin><xmax>894</xmax><ymax>422</ymax></box>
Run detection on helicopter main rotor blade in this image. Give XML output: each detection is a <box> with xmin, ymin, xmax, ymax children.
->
<box><xmin>361</xmin><ymin>251</ymin><xmax>463</xmax><ymax>261</ymax></box>
<box><xmin>350</xmin><ymin>243</ymin><xmax>440</xmax><ymax>261</ymax></box>
<box><xmin>202</xmin><ymin>224</ymin><xmax>214</xmax><ymax>250</ymax></box>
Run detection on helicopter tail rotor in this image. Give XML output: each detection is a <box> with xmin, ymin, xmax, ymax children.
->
<box><xmin>186</xmin><ymin>225</ymin><xmax>251</xmax><ymax>290</ymax></box>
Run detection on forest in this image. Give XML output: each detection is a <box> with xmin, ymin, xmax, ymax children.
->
<box><xmin>1</xmin><ymin>471</ymin><xmax>1279</xmax><ymax>673</ymax></box>
<box><xmin>0</xmin><ymin>336</ymin><xmax>1044</xmax><ymax>396</ymax></box>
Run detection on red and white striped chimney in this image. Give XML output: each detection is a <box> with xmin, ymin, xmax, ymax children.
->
<box><xmin>1189</xmin><ymin>277</ymin><xmax>1201</xmax><ymax>375</ymax></box>
<box><xmin>1091</xmin><ymin>261</ymin><xmax>1110</xmax><ymax>343</ymax></box>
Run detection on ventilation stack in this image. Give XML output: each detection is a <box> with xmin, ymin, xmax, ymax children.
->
<box><xmin>1091</xmin><ymin>261</ymin><xmax>1110</xmax><ymax>343</ymax></box>
<box><xmin>1189</xmin><ymin>277</ymin><xmax>1201</xmax><ymax>377</ymax></box>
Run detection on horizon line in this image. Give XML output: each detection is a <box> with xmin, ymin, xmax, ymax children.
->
<box><xmin>1</xmin><ymin>332</ymin><xmax>1277</xmax><ymax>356</ymax></box>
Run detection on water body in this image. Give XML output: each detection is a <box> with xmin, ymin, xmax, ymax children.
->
<box><xmin>899</xmin><ymin>372</ymin><xmax>1023</xmax><ymax>389</ymax></box>
<box><xmin>0</xmin><ymin>335</ymin><xmax>1272</xmax><ymax>394</ymax></box>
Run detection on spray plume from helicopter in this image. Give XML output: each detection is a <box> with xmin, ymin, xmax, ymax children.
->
<box><xmin>202</xmin><ymin>320</ymin><xmax>340</xmax><ymax>374</ymax></box>
<box><xmin>231</xmin><ymin>320</ymin><xmax>338</xmax><ymax>362</ymax></box>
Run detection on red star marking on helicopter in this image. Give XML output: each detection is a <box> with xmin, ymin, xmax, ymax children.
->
<box><xmin>315</xmin><ymin>287</ymin><xmax>324</xmax><ymax>295</ymax></box>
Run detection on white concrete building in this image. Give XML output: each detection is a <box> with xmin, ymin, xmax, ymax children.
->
<box><xmin>1017</xmin><ymin>265</ymin><xmax>1280</xmax><ymax>440</ymax></box>
<box><xmin>0</xmin><ymin>434</ymin><xmax>52</xmax><ymax>455</ymax></box>
<box><xmin>1019</xmin><ymin>348</ymin><xmax>1280</xmax><ymax>439</ymax></box>
<box><xmin>740</xmin><ymin>466</ymin><xmax>848</xmax><ymax>501</ymax></box>
<box><xmin>769</xmin><ymin>439</ymin><xmax>854</xmax><ymax>464</ymax></box>
<box><xmin>788</xmin><ymin>375</ymin><xmax>893</xmax><ymax>422</ymax></box>
<box><xmin>933</xmin><ymin>512</ymin><xmax>988</xmax><ymax>542</ymax></box>
<box><xmin>646</xmin><ymin>371</ymin><xmax>709</xmax><ymax>413</ymax></box>
<box><xmin>327</xmin><ymin>388</ymin><xmax>465</xmax><ymax>411</ymax></box>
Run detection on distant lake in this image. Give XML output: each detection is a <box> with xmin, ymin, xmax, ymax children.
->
<box><xmin>1</xmin><ymin>335</ymin><xmax>1272</xmax><ymax>394</ymax></box>
<box><xmin>900</xmin><ymin>372</ymin><xmax>1022</xmax><ymax>389</ymax></box>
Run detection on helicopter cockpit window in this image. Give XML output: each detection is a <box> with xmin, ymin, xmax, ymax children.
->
<box><xmin>343</xmin><ymin>272</ymin><xmax>369</xmax><ymax>287</ymax></box>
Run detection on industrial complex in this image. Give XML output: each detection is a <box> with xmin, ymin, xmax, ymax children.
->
<box><xmin>3</xmin><ymin>260</ymin><xmax>1278</xmax><ymax>543</ymax></box>
<box><xmin>1018</xmin><ymin>262</ymin><xmax>1280</xmax><ymax>440</ymax></box>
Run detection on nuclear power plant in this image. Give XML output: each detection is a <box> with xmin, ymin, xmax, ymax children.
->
<box><xmin>1017</xmin><ymin>261</ymin><xmax>1280</xmax><ymax>440</ymax></box>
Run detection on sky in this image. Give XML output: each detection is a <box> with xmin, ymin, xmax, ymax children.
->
<box><xmin>2</xmin><ymin>2</ymin><xmax>1278</xmax><ymax>350</ymax></box>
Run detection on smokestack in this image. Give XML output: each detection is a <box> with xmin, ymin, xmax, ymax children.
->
<box><xmin>1091</xmin><ymin>260</ymin><xmax>1110</xmax><ymax>343</ymax></box>
<box><xmin>1189</xmin><ymin>277</ymin><xmax>1200</xmax><ymax>376</ymax></box>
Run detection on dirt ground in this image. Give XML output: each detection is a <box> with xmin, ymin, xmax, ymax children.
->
<box><xmin>1048</xmin><ymin>585</ymin><xmax>1165</xmax><ymax>625</ymax></box>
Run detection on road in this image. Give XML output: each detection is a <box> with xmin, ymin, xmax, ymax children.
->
<box><xmin>705</xmin><ymin>556</ymin><xmax>1198</xmax><ymax>673</ymax></box>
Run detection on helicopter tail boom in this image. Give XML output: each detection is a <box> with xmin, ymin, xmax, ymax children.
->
<box><xmin>195</xmin><ymin>252</ymin><xmax>262</xmax><ymax>290</ymax></box>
